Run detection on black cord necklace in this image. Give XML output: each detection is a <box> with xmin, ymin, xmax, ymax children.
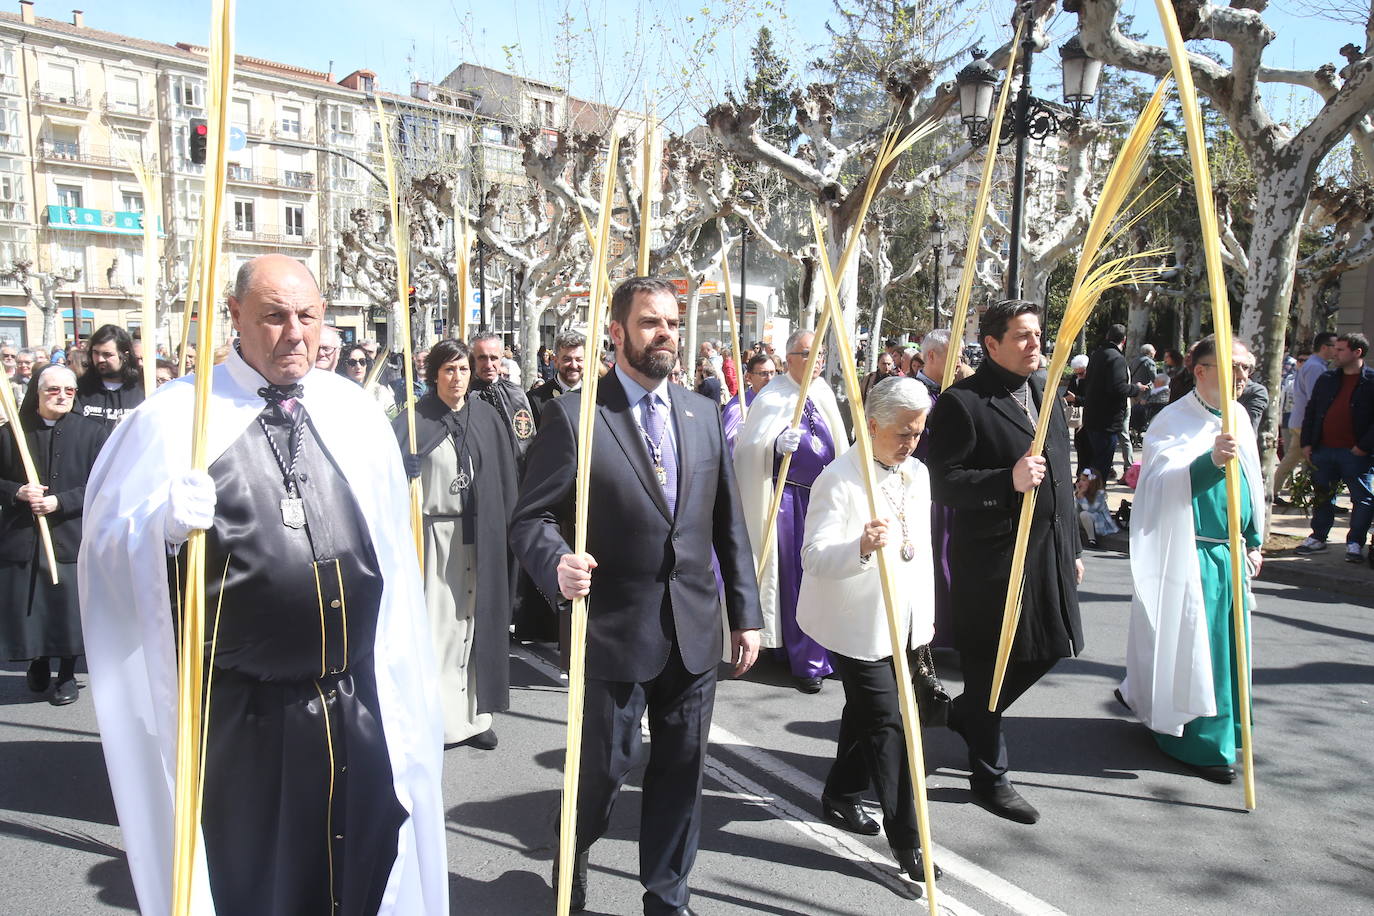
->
<box><xmin>448</xmin><ymin>407</ymin><xmax>474</xmax><ymax>495</ymax></box>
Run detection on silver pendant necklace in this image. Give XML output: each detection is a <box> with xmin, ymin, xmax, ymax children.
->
<box><xmin>258</xmin><ymin>414</ymin><xmax>307</xmax><ymax>529</ymax></box>
<box><xmin>877</xmin><ymin>463</ymin><xmax>916</xmax><ymax>561</ymax></box>
<box><xmin>448</xmin><ymin>412</ymin><xmax>474</xmax><ymax>495</ymax></box>
<box><xmin>450</xmin><ymin>455</ymin><xmax>474</xmax><ymax>495</ymax></box>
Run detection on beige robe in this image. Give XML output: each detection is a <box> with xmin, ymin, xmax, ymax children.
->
<box><xmin>421</xmin><ymin>433</ymin><xmax>491</xmax><ymax>744</ymax></box>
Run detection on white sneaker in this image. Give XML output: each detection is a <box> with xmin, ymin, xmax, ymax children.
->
<box><xmin>1345</xmin><ymin>543</ymin><xmax>1364</xmax><ymax>563</ymax></box>
<box><xmin>1295</xmin><ymin>537</ymin><xmax>1327</xmax><ymax>554</ymax></box>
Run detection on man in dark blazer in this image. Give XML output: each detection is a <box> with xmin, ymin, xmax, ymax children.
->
<box><xmin>510</xmin><ymin>276</ymin><xmax>762</xmax><ymax>916</ymax></box>
<box><xmin>924</xmin><ymin>299</ymin><xmax>1084</xmax><ymax>826</ymax></box>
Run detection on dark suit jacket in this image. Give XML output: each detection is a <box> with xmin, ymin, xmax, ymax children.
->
<box><xmin>510</xmin><ymin>371</ymin><xmax>762</xmax><ymax>682</ymax></box>
<box><xmin>924</xmin><ymin>360</ymin><xmax>1083</xmax><ymax>662</ymax></box>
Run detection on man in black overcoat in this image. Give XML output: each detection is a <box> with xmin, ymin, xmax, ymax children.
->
<box><xmin>1083</xmin><ymin>323</ymin><xmax>1143</xmax><ymax>480</ymax></box>
<box><xmin>510</xmin><ymin>276</ymin><xmax>762</xmax><ymax>916</ymax></box>
<box><xmin>924</xmin><ymin>299</ymin><xmax>1084</xmax><ymax>825</ymax></box>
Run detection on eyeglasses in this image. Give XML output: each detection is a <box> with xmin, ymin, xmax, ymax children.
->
<box><xmin>43</xmin><ymin>386</ymin><xmax>76</xmax><ymax>396</ymax></box>
<box><xmin>345</xmin><ymin>358</ymin><xmax>368</xmax><ymax>367</ymax></box>
<box><xmin>788</xmin><ymin>350</ymin><xmax>826</xmax><ymax>360</ymax></box>
<box><xmin>318</xmin><ymin>346</ymin><xmax>338</xmax><ymax>356</ymax></box>
<box><xmin>750</xmin><ymin>369</ymin><xmax>776</xmax><ymax>377</ymax></box>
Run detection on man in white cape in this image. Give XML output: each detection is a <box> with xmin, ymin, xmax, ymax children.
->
<box><xmin>734</xmin><ymin>328</ymin><xmax>849</xmax><ymax>692</ymax></box>
<box><xmin>78</xmin><ymin>255</ymin><xmax>447</xmax><ymax>915</ymax></box>
<box><xmin>1121</xmin><ymin>335</ymin><xmax>1264</xmax><ymax>785</ymax></box>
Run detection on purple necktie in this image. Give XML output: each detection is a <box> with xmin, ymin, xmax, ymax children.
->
<box><xmin>641</xmin><ymin>394</ymin><xmax>677</xmax><ymax>514</ymax></box>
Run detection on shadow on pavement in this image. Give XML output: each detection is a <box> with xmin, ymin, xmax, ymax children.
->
<box><xmin>0</xmin><ymin>738</ymin><xmax>118</xmax><ymax>825</ymax></box>
<box><xmin>1250</xmin><ymin>607</ymin><xmax>1374</xmax><ymax>644</ymax></box>
<box><xmin>449</xmin><ymin>737</ymin><xmax>901</xmax><ymax>914</ymax></box>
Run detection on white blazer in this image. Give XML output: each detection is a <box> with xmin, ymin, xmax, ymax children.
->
<box><xmin>796</xmin><ymin>448</ymin><xmax>936</xmax><ymax>661</ymax></box>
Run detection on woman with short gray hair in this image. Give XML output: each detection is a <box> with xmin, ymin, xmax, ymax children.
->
<box><xmin>795</xmin><ymin>376</ymin><xmax>943</xmax><ymax>883</ymax></box>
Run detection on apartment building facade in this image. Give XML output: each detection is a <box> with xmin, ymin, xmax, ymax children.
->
<box><xmin>0</xmin><ymin>2</ymin><xmax>492</xmax><ymax>351</ymax></box>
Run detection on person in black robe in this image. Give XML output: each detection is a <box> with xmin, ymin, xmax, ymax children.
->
<box><xmin>520</xmin><ymin>331</ymin><xmax>585</xmax><ymax>643</ymax></box>
<box><xmin>470</xmin><ymin>331</ymin><xmax>536</xmax><ymax>465</ymax></box>
<box><xmin>394</xmin><ymin>339</ymin><xmax>518</xmax><ymax>749</ymax></box>
<box><xmin>1</xmin><ymin>365</ymin><xmax>106</xmax><ymax>705</ymax></box>
<box><xmin>527</xmin><ymin>330</ymin><xmax>585</xmax><ymax>428</ymax></box>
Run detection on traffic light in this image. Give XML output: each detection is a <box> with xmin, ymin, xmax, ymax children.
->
<box><xmin>189</xmin><ymin>118</ymin><xmax>208</xmax><ymax>165</ymax></box>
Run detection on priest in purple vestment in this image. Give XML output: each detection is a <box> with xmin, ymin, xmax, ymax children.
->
<box><xmin>722</xmin><ymin>352</ymin><xmax>778</xmax><ymax>455</ymax></box>
<box><xmin>735</xmin><ymin>330</ymin><xmax>849</xmax><ymax>692</ymax></box>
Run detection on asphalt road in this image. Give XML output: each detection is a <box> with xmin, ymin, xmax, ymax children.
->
<box><xmin>1</xmin><ymin>547</ymin><xmax>1370</xmax><ymax>914</ymax></box>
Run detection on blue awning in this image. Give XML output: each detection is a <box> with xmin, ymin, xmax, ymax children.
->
<box><xmin>62</xmin><ymin>308</ymin><xmax>95</xmax><ymax>319</ymax></box>
<box><xmin>0</xmin><ymin>306</ymin><xmax>25</xmax><ymax>318</ymax></box>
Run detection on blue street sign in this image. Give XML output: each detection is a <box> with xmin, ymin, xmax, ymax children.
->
<box><xmin>228</xmin><ymin>127</ymin><xmax>247</xmax><ymax>152</ymax></box>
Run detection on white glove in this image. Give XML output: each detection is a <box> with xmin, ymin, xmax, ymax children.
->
<box><xmin>165</xmin><ymin>470</ymin><xmax>217</xmax><ymax>545</ymax></box>
<box><xmin>775</xmin><ymin>427</ymin><xmax>803</xmax><ymax>455</ymax></box>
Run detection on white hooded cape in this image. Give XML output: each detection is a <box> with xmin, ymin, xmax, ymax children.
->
<box><xmin>77</xmin><ymin>349</ymin><xmax>448</xmax><ymax>916</ymax></box>
<box><xmin>1121</xmin><ymin>392</ymin><xmax>1263</xmax><ymax>737</ymax></box>
<box><xmin>732</xmin><ymin>372</ymin><xmax>849</xmax><ymax>648</ymax></box>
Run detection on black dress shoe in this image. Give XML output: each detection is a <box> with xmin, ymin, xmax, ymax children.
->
<box><xmin>970</xmin><ymin>783</ymin><xmax>1040</xmax><ymax>824</ymax></box>
<box><xmin>458</xmin><ymin>728</ymin><xmax>498</xmax><ymax>750</ymax></box>
<box><xmin>821</xmin><ymin>795</ymin><xmax>880</xmax><ymax>835</ymax></box>
<box><xmin>51</xmin><ymin>679</ymin><xmax>79</xmax><ymax>706</ymax></box>
<box><xmin>892</xmin><ymin>847</ymin><xmax>943</xmax><ymax>883</ymax></box>
<box><xmin>25</xmin><ymin>657</ymin><xmax>50</xmax><ymax>693</ymax></box>
<box><xmin>1180</xmin><ymin>761</ymin><xmax>1235</xmax><ymax>784</ymax></box>
<box><xmin>551</xmin><ymin>850</ymin><xmax>588</xmax><ymax>912</ymax></box>
<box><xmin>796</xmin><ymin>676</ymin><xmax>823</xmax><ymax>694</ymax></box>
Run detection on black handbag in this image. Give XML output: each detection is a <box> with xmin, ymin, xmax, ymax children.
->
<box><xmin>911</xmin><ymin>644</ymin><xmax>951</xmax><ymax>727</ymax></box>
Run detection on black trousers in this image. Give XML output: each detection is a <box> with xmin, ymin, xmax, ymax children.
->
<box><xmin>1086</xmin><ymin>428</ymin><xmax>1119</xmax><ymax>480</ymax></box>
<box><xmin>823</xmin><ymin>652</ymin><xmax>918</xmax><ymax>849</ymax></box>
<box><xmin>951</xmin><ymin>654</ymin><xmax>1058</xmax><ymax>788</ymax></box>
<box><xmin>577</xmin><ymin>643</ymin><xmax>717</xmax><ymax>915</ymax></box>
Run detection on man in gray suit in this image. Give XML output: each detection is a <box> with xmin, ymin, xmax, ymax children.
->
<box><xmin>511</xmin><ymin>276</ymin><xmax>762</xmax><ymax>915</ymax></box>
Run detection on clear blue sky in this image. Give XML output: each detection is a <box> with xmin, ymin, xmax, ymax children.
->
<box><xmin>72</xmin><ymin>0</ymin><xmax>1350</xmax><ymax>129</ymax></box>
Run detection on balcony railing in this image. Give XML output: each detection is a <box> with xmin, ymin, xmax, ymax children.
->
<box><xmin>45</xmin><ymin>205</ymin><xmax>162</xmax><ymax>235</ymax></box>
<box><xmin>225</xmin><ymin>165</ymin><xmax>316</xmax><ymax>191</ymax></box>
<box><xmin>272</xmin><ymin>123</ymin><xmax>314</xmax><ymax>143</ymax></box>
<box><xmin>37</xmin><ymin>139</ymin><xmax>142</xmax><ymax>171</ymax></box>
<box><xmin>101</xmin><ymin>94</ymin><xmax>156</xmax><ymax>120</ymax></box>
<box><xmin>224</xmin><ymin>225</ymin><xmax>317</xmax><ymax>247</ymax></box>
<box><xmin>31</xmin><ymin>82</ymin><xmax>91</xmax><ymax>109</ymax></box>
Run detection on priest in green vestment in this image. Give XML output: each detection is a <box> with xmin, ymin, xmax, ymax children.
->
<box><xmin>1120</xmin><ymin>335</ymin><xmax>1265</xmax><ymax>784</ymax></box>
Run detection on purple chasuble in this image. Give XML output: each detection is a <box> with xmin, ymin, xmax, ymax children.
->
<box><xmin>721</xmin><ymin>388</ymin><xmax>757</xmax><ymax>458</ymax></box>
<box><xmin>773</xmin><ymin>398</ymin><xmax>836</xmax><ymax>678</ymax></box>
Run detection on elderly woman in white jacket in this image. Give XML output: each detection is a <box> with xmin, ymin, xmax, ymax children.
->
<box><xmin>796</xmin><ymin>376</ymin><xmax>940</xmax><ymax>885</ymax></box>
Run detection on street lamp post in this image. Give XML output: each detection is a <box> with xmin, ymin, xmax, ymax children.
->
<box><xmin>476</xmin><ymin>240</ymin><xmax>488</xmax><ymax>332</ymax></box>
<box><xmin>929</xmin><ymin>211</ymin><xmax>946</xmax><ymax>326</ymax></box>
<box><xmin>736</xmin><ymin>189</ymin><xmax>757</xmax><ymax>345</ymax></box>
<box><xmin>955</xmin><ymin>10</ymin><xmax>1102</xmax><ymax>301</ymax></box>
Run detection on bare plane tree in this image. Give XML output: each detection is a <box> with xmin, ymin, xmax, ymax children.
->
<box><xmin>1075</xmin><ymin>0</ymin><xmax>1374</xmax><ymax>461</ymax></box>
<box><xmin>0</xmin><ymin>259</ymin><xmax>82</xmax><ymax>349</ymax></box>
